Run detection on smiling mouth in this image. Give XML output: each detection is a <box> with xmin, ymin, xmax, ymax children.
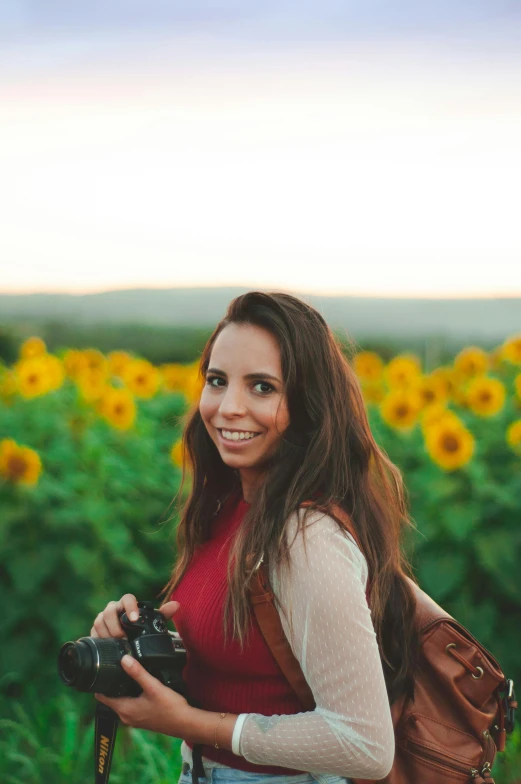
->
<box><xmin>217</xmin><ymin>428</ymin><xmax>261</xmax><ymax>442</ymax></box>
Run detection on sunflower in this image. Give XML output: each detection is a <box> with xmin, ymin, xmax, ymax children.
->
<box><xmin>15</xmin><ymin>357</ymin><xmax>53</xmax><ymax>399</ymax></box>
<box><xmin>100</xmin><ymin>387</ymin><xmax>136</xmax><ymax>430</ymax></box>
<box><xmin>82</xmin><ymin>348</ymin><xmax>107</xmax><ymax>373</ymax></box>
<box><xmin>506</xmin><ymin>420</ymin><xmax>521</xmax><ymax>453</ymax></box>
<box><xmin>424</xmin><ymin>420</ymin><xmax>475</xmax><ymax>472</ymax></box>
<box><xmin>77</xmin><ymin>368</ymin><xmax>109</xmax><ymax>403</ymax></box>
<box><xmin>63</xmin><ymin>349</ymin><xmax>87</xmax><ymax>379</ymax></box>
<box><xmin>41</xmin><ymin>354</ymin><xmax>65</xmax><ymax>392</ymax></box>
<box><xmin>108</xmin><ymin>351</ymin><xmax>132</xmax><ymax>378</ymax></box>
<box><xmin>453</xmin><ymin>346</ymin><xmax>489</xmax><ymax>376</ymax></box>
<box><xmin>0</xmin><ymin>369</ymin><xmax>18</xmax><ymax>401</ymax></box>
<box><xmin>500</xmin><ymin>334</ymin><xmax>521</xmax><ymax>366</ymax></box>
<box><xmin>123</xmin><ymin>359</ymin><xmax>160</xmax><ymax>399</ymax></box>
<box><xmin>420</xmin><ymin>404</ymin><xmax>462</xmax><ymax>435</ymax></box>
<box><xmin>183</xmin><ymin>367</ymin><xmax>205</xmax><ymax>403</ymax></box>
<box><xmin>412</xmin><ymin>373</ymin><xmax>449</xmax><ymax>409</ymax></box>
<box><xmin>466</xmin><ymin>376</ymin><xmax>506</xmax><ymax>417</ymax></box>
<box><xmin>447</xmin><ymin>369</ymin><xmax>471</xmax><ymax>407</ymax></box>
<box><xmin>0</xmin><ymin>439</ymin><xmax>42</xmax><ymax>485</ymax></box>
<box><xmin>170</xmin><ymin>438</ymin><xmax>191</xmax><ymax>469</ymax></box>
<box><xmin>429</xmin><ymin>366</ymin><xmax>453</xmax><ymax>398</ymax></box>
<box><xmin>361</xmin><ymin>382</ymin><xmax>386</xmax><ymax>405</ymax></box>
<box><xmin>353</xmin><ymin>352</ymin><xmax>385</xmax><ymax>384</ymax></box>
<box><xmin>489</xmin><ymin>346</ymin><xmax>504</xmax><ymax>371</ymax></box>
<box><xmin>380</xmin><ymin>390</ymin><xmax>421</xmax><ymax>430</ymax></box>
<box><xmin>384</xmin><ymin>355</ymin><xmax>422</xmax><ymax>388</ymax></box>
<box><xmin>20</xmin><ymin>336</ymin><xmax>47</xmax><ymax>359</ymax></box>
<box><xmin>161</xmin><ymin>363</ymin><xmax>190</xmax><ymax>393</ymax></box>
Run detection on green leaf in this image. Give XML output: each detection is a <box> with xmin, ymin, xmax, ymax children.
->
<box><xmin>416</xmin><ymin>550</ymin><xmax>468</xmax><ymax>601</ymax></box>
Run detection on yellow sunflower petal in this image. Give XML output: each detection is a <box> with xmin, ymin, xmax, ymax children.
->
<box><xmin>506</xmin><ymin>420</ymin><xmax>521</xmax><ymax>453</ymax></box>
<box><xmin>384</xmin><ymin>354</ymin><xmax>422</xmax><ymax>388</ymax></box>
<box><xmin>0</xmin><ymin>440</ymin><xmax>42</xmax><ymax>485</ymax></box>
<box><xmin>123</xmin><ymin>359</ymin><xmax>160</xmax><ymax>399</ymax></box>
<box><xmin>466</xmin><ymin>376</ymin><xmax>506</xmax><ymax>417</ymax></box>
<box><xmin>380</xmin><ymin>389</ymin><xmax>422</xmax><ymax>430</ymax></box>
<box><xmin>500</xmin><ymin>334</ymin><xmax>521</xmax><ymax>366</ymax></box>
<box><xmin>353</xmin><ymin>351</ymin><xmax>385</xmax><ymax>384</ymax></box>
<box><xmin>453</xmin><ymin>346</ymin><xmax>489</xmax><ymax>376</ymax></box>
<box><xmin>424</xmin><ymin>421</ymin><xmax>475</xmax><ymax>471</ymax></box>
<box><xmin>15</xmin><ymin>357</ymin><xmax>53</xmax><ymax>399</ymax></box>
<box><xmin>20</xmin><ymin>336</ymin><xmax>47</xmax><ymax>359</ymax></box>
<box><xmin>100</xmin><ymin>387</ymin><xmax>136</xmax><ymax>430</ymax></box>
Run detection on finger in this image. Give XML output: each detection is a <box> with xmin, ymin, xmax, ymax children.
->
<box><xmin>121</xmin><ymin>594</ymin><xmax>140</xmax><ymax>623</ymax></box>
<box><xmin>159</xmin><ymin>601</ymin><xmax>180</xmax><ymax>621</ymax></box>
<box><xmin>92</xmin><ymin>612</ymin><xmax>113</xmax><ymax>639</ymax></box>
<box><xmin>103</xmin><ymin>601</ymin><xmax>127</xmax><ymax>638</ymax></box>
<box><xmin>120</xmin><ymin>655</ymin><xmax>158</xmax><ymax>692</ymax></box>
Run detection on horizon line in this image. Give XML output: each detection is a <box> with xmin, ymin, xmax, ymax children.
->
<box><xmin>1</xmin><ymin>284</ymin><xmax>520</xmax><ymax>300</ymax></box>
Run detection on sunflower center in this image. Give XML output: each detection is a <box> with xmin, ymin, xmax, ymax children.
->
<box><xmin>479</xmin><ymin>390</ymin><xmax>492</xmax><ymax>403</ymax></box>
<box><xmin>114</xmin><ymin>404</ymin><xmax>124</xmax><ymax>415</ymax></box>
<box><xmin>7</xmin><ymin>454</ymin><xmax>27</xmax><ymax>480</ymax></box>
<box><xmin>395</xmin><ymin>404</ymin><xmax>410</xmax><ymax>419</ymax></box>
<box><xmin>28</xmin><ymin>373</ymin><xmax>39</xmax><ymax>385</ymax></box>
<box><xmin>442</xmin><ymin>434</ymin><xmax>460</xmax><ymax>453</ymax></box>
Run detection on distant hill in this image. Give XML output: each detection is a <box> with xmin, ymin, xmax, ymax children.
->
<box><xmin>0</xmin><ymin>287</ymin><xmax>520</xmax><ymax>344</ymax></box>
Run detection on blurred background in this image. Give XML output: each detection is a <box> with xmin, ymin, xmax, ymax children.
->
<box><xmin>1</xmin><ymin>2</ymin><xmax>520</xmax><ymax>782</ymax></box>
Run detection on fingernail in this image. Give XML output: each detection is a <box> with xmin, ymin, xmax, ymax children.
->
<box><xmin>122</xmin><ymin>655</ymin><xmax>134</xmax><ymax>668</ymax></box>
<box><xmin>129</xmin><ymin>612</ymin><xmax>139</xmax><ymax>621</ymax></box>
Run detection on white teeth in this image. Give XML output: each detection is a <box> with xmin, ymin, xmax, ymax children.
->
<box><xmin>221</xmin><ymin>430</ymin><xmax>258</xmax><ymax>441</ymax></box>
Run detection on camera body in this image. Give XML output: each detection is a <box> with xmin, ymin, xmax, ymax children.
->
<box><xmin>58</xmin><ymin>601</ymin><xmax>187</xmax><ymax>698</ymax></box>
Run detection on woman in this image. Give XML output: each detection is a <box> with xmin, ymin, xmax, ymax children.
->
<box><xmin>93</xmin><ymin>291</ymin><xmax>419</xmax><ymax>784</ymax></box>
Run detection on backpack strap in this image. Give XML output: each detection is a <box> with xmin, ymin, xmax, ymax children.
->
<box><xmin>250</xmin><ymin>561</ymin><xmax>316</xmax><ymax>711</ymax></box>
<box><xmin>249</xmin><ymin>501</ymin><xmax>361</xmax><ymax>711</ymax></box>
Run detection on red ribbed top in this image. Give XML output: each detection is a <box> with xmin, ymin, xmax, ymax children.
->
<box><xmin>170</xmin><ymin>491</ymin><xmax>305</xmax><ymax>774</ymax></box>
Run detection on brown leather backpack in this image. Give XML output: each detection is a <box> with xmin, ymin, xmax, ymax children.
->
<box><xmin>249</xmin><ymin>502</ymin><xmax>517</xmax><ymax>784</ymax></box>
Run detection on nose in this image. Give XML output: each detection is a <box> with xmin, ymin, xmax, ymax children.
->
<box><xmin>218</xmin><ymin>382</ymin><xmax>247</xmax><ymax>417</ymax></box>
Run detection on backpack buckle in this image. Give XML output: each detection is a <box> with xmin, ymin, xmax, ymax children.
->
<box><xmin>505</xmin><ymin>679</ymin><xmax>517</xmax><ymax>733</ymax></box>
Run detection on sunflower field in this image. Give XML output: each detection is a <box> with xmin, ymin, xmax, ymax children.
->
<box><xmin>1</xmin><ymin>333</ymin><xmax>521</xmax><ymax>783</ymax></box>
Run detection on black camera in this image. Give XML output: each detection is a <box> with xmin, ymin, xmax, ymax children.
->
<box><xmin>57</xmin><ymin>601</ymin><xmax>187</xmax><ymax>698</ymax></box>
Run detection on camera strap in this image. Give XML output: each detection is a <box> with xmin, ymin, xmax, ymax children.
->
<box><xmin>95</xmin><ymin>703</ymin><xmax>119</xmax><ymax>784</ymax></box>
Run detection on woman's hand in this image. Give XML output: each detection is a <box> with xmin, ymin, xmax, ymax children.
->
<box><xmin>90</xmin><ymin>595</ymin><xmax>179</xmax><ymax>638</ymax></box>
<box><xmin>95</xmin><ymin>655</ymin><xmax>192</xmax><ymax>737</ymax></box>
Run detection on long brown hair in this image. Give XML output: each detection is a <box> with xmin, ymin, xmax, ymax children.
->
<box><xmin>163</xmin><ymin>291</ymin><xmax>419</xmax><ymax>705</ymax></box>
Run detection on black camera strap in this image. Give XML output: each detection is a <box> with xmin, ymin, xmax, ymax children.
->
<box><xmin>95</xmin><ymin>703</ymin><xmax>119</xmax><ymax>784</ymax></box>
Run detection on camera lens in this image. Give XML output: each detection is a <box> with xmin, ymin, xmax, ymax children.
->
<box><xmin>58</xmin><ymin>639</ymin><xmax>96</xmax><ymax>690</ymax></box>
<box><xmin>59</xmin><ymin>643</ymin><xmax>82</xmax><ymax>683</ymax></box>
<box><xmin>58</xmin><ymin>637</ymin><xmax>134</xmax><ymax>696</ymax></box>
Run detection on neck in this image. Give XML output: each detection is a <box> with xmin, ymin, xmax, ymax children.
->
<box><xmin>239</xmin><ymin>468</ymin><xmax>265</xmax><ymax>504</ymax></box>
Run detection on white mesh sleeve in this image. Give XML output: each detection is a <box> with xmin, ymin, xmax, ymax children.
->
<box><xmin>237</xmin><ymin>509</ymin><xmax>395</xmax><ymax>778</ymax></box>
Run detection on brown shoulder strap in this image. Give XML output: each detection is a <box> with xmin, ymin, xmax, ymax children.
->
<box><xmin>249</xmin><ymin>501</ymin><xmax>360</xmax><ymax>711</ymax></box>
<box><xmin>250</xmin><ymin>561</ymin><xmax>316</xmax><ymax>711</ymax></box>
<box><xmin>301</xmin><ymin>500</ymin><xmax>362</xmax><ymax>550</ymax></box>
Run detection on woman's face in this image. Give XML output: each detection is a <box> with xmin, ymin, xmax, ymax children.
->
<box><xmin>199</xmin><ymin>323</ymin><xmax>290</xmax><ymax>485</ymax></box>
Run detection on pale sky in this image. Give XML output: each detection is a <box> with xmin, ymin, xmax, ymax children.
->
<box><xmin>1</xmin><ymin>2</ymin><xmax>520</xmax><ymax>297</ymax></box>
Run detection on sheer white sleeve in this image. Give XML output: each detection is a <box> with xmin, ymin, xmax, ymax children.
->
<box><xmin>237</xmin><ymin>510</ymin><xmax>395</xmax><ymax>779</ymax></box>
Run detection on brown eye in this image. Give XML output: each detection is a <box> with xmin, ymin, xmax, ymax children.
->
<box><xmin>253</xmin><ymin>381</ymin><xmax>275</xmax><ymax>394</ymax></box>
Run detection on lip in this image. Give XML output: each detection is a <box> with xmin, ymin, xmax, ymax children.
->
<box><xmin>217</xmin><ymin>428</ymin><xmax>262</xmax><ymax>448</ymax></box>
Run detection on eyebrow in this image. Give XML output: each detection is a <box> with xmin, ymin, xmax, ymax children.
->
<box><xmin>207</xmin><ymin>367</ymin><xmax>282</xmax><ymax>384</ymax></box>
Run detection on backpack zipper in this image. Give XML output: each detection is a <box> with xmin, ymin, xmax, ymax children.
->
<box><xmin>405</xmin><ymin>739</ymin><xmax>480</xmax><ymax>778</ymax></box>
<box><xmin>480</xmin><ymin>729</ymin><xmax>496</xmax><ymax>776</ymax></box>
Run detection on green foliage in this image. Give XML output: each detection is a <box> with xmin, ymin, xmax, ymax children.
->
<box><xmin>3</xmin><ymin>322</ymin><xmax>214</xmax><ymax>365</ymax></box>
<box><xmin>0</xmin><ymin>387</ymin><xmax>187</xmax><ymax>698</ymax></box>
<box><xmin>368</xmin><ymin>403</ymin><xmax>521</xmax><ymax>684</ymax></box>
<box><xmin>0</xmin><ymin>689</ymin><xmax>182</xmax><ymax>784</ymax></box>
<box><xmin>1</xmin><ymin>348</ymin><xmax>520</xmax><ymax>780</ymax></box>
